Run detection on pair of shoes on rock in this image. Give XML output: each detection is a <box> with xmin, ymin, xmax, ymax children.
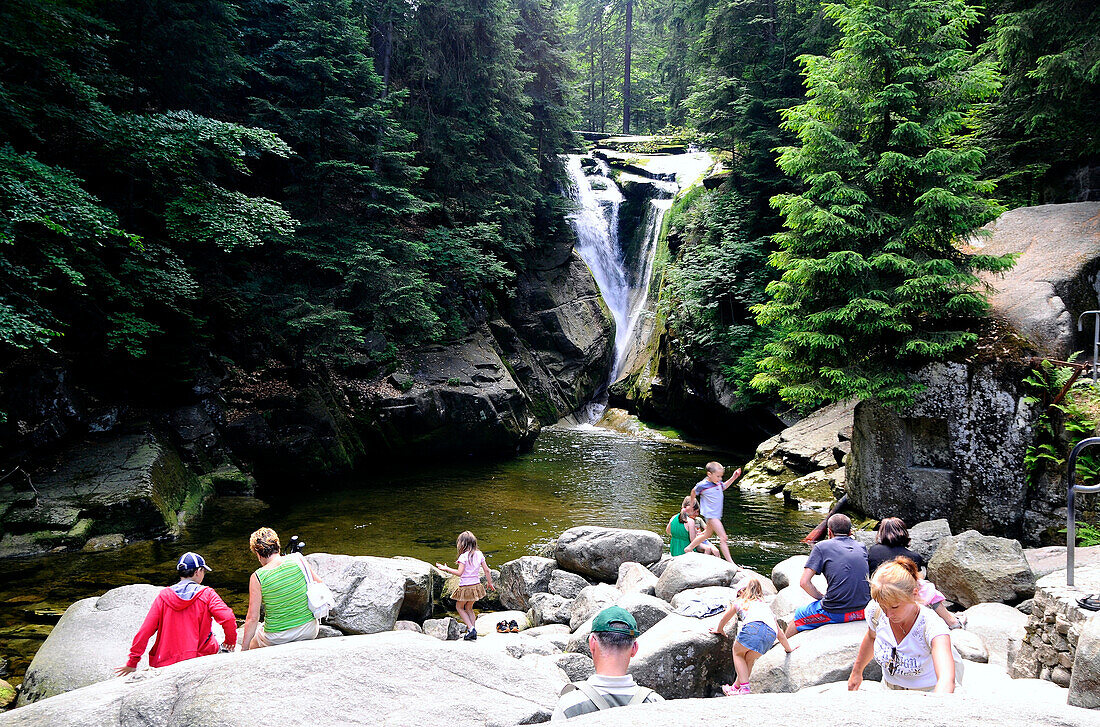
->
<box><xmin>463</xmin><ymin>628</ymin><xmax>477</xmax><ymax>641</ymax></box>
<box><xmin>496</xmin><ymin>619</ymin><xmax>521</xmax><ymax>634</ymax></box>
<box><xmin>496</xmin><ymin>621</ymin><xmax>510</xmax><ymax>634</ymax></box>
<box><xmin>721</xmin><ymin>683</ymin><xmax>750</xmax><ymax>696</ymax></box>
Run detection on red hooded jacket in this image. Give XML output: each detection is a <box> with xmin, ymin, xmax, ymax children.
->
<box><xmin>127</xmin><ymin>584</ymin><xmax>238</xmax><ymax>668</ymax></box>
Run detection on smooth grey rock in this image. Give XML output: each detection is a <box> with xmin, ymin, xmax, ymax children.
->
<box><xmin>926</xmin><ymin>531</ymin><xmax>1035</xmax><ymax>608</ymax></box>
<box><xmin>654</xmin><ymin>553</ymin><xmax>740</xmax><ymax>602</ymax></box>
<box><xmin>474</xmin><ymin>610</ymin><xmax>531</xmax><ymax>636</ymax></box>
<box><xmin>647</xmin><ymin>554</ymin><xmax>673</xmax><ymax>578</ymax></box>
<box><xmin>569</xmin><ymin>584</ymin><xmax>620</xmax><ymax>631</ymax></box>
<box><xmin>549</xmin><ymin>569</ymin><xmax>589</xmax><ymax>599</ymax></box>
<box><xmin>505</xmin><ymin>635</ymin><xmax>560</xmax><ymax>659</ymax></box>
<box><xmin>371</xmin><ymin>556</ymin><xmax>437</xmax><ymax>622</ymax></box>
<box><xmin>617</xmin><ymin>561</ymin><xmax>658</xmax><ymax>596</ymax></box>
<box><xmin>961</xmin><ymin>602</ymin><xmax>1028</xmax><ymax>668</ymax></box>
<box><xmin>423</xmin><ymin>617</ymin><xmax>462</xmax><ymax>641</ymax></box>
<box><xmin>628</xmin><ymin>613</ymin><xmax>733</xmax><ymax>698</ymax></box>
<box><xmin>524</xmin><ymin>624</ymin><xmax>570</xmax><ymax>640</ymax></box>
<box><xmin>847</xmin><ymin>361</ymin><xmax>1040</xmax><ymax>538</ymax></box>
<box><xmin>951</xmin><ymin>628</ymin><xmax>988</xmax><ymax>663</ymax></box>
<box><xmin>770</xmin><ymin>555</ymin><xmax>826</xmax><ymax>593</ymax></box>
<box><xmin>908</xmin><ymin>519</ymin><xmax>953</xmax><ymax>562</ymax></box>
<box><xmin>528</xmin><ymin>593</ymin><xmax>572</xmax><ymax>626</ymax></box>
<box><xmin>4</xmin><ymin>631</ymin><xmax>567</xmax><ymax>726</ymax></box>
<box><xmin>754</xmin><ymin>620</ymin><xmax>880</xmax><ymax>693</ymax></box>
<box><xmin>499</xmin><ymin>556</ymin><xmax>557</xmax><ymax>611</ymax></box>
<box><xmin>549</xmin><ymin>652</ymin><xmax>594</xmax><ymax>682</ymax></box>
<box><xmin>738</xmin><ymin>568</ymin><xmax>778</xmax><ymax>597</ymax></box>
<box><xmin>549</xmin><ymin>688</ymin><xmax>1100</xmax><ymax>727</ymax></box>
<box><xmin>18</xmin><ymin>585</ymin><xmax>162</xmax><ymax>704</ymax></box>
<box><xmin>565</xmin><ymin>593</ymin><xmax>672</xmax><ymax>657</ymax></box>
<box><xmin>555</xmin><ymin>526</ymin><xmax>664</xmax><ymax>581</ymax></box>
<box><xmin>1069</xmin><ymin>613</ymin><xmax>1100</xmax><ymax>708</ymax></box>
<box><xmin>317</xmin><ymin>625</ymin><xmax>344</xmax><ymax>638</ymax></box>
<box><xmin>307</xmin><ymin>553</ymin><xmax>405</xmax><ymax>635</ymax></box>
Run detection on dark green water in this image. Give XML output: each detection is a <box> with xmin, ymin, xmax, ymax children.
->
<box><xmin>0</xmin><ymin>425</ymin><xmax>817</xmax><ymax>683</ymax></box>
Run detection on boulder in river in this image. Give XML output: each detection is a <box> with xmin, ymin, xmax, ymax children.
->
<box><xmin>554</xmin><ymin>526</ymin><xmax>664</xmax><ymax>581</ymax></box>
<box><xmin>306</xmin><ymin>553</ymin><xmax>406</xmax><ymax>635</ymax></box>
<box><xmin>926</xmin><ymin>531</ymin><xmax>1035</xmax><ymax>608</ymax></box>
<box><xmin>18</xmin><ymin>585</ymin><xmax>161</xmax><ymax>705</ymax></box>
<box><xmin>499</xmin><ymin>556</ymin><xmax>557</xmax><ymax>611</ymax></box>
<box><xmin>4</xmin><ymin>631</ymin><xmax>567</xmax><ymax>726</ymax></box>
<box><xmin>654</xmin><ymin>553</ymin><xmax>740</xmax><ymax>601</ymax></box>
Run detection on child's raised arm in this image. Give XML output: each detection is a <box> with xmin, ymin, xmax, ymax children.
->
<box><xmin>434</xmin><ymin>561</ymin><xmax>464</xmax><ymax>577</ymax></box>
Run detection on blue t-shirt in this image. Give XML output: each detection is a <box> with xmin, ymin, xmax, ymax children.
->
<box><xmin>805</xmin><ymin>535</ymin><xmax>871</xmax><ymax>613</ymax></box>
<box><xmin>693</xmin><ymin>478</ymin><xmax>724</xmax><ymax>519</ymax></box>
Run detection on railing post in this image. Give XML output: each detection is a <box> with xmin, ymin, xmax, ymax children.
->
<box><xmin>1066</xmin><ymin>437</ymin><xmax>1100</xmax><ymax>586</ymax></box>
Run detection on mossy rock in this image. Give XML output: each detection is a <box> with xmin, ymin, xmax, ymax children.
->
<box><xmin>0</xmin><ymin>678</ymin><xmax>15</xmax><ymax>709</ymax></box>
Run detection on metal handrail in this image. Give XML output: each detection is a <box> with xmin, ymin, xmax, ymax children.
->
<box><xmin>1066</xmin><ymin>437</ymin><xmax>1100</xmax><ymax>586</ymax></box>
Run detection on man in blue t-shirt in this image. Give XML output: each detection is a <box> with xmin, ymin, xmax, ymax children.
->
<box><xmin>784</xmin><ymin>513</ymin><xmax>870</xmax><ymax>636</ymax></box>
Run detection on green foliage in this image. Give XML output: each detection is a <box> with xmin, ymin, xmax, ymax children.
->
<box><xmin>978</xmin><ymin>0</ymin><xmax>1100</xmax><ymax>206</ymax></box>
<box><xmin>1023</xmin><ymin>358</ymin><xmax>1100</xmax><ymax>491</ymax></box>
<box><xmin>752</xmin><ymin>0</ymin><xmax>1013</xmax><ymax>411</ymax></box>
<box><xmin>1064</xmin><ymin>522</ymin><xmax>1100</xmax><ymax>548</ymax></box>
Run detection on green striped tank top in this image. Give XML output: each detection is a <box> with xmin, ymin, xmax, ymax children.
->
<box><xmin>255</xmin><ymin>559</ymin><xmax>315</xmax><ymax>633</ymax></box>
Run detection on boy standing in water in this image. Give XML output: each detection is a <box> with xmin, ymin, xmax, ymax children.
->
<box><xmin>685</xmin><ymin>461</ymin><xmax>741</xmax><ymax>564</ymax></box>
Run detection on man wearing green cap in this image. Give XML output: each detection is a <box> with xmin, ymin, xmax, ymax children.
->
<box><xmin>551</xmin><ymin>606</ymin><xmax>663</xmax><ymax>720</ymax></box>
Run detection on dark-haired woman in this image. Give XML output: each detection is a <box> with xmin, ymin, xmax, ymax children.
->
<box><xmin>240</xmin><ymin>527</ymin><xmax>319</xmax><ymax>650</ymax></box>
<box><xmin>868</xmin><ymin>517</ymin><xmax>963</xmax><ymax>629</ymax></box>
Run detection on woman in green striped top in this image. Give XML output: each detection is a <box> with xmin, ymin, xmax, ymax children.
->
<box><xmin>240</xmin><ymin>527</ymin><xmax>319</xmax><ymax>649</ymax></box>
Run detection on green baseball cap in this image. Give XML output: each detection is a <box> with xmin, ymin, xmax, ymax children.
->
<box><xmin>591</xmin><ymin>606</ymin><xmax>638</xmax><ymax>637</ymax></box>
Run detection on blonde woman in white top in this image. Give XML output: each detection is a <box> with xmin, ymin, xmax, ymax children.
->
<box><xmin>848</xmin><ymin>557</ymin><xmax>955</xmax><ymax>693</ymax></box>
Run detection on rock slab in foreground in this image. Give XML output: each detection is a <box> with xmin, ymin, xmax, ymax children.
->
<box><xmin>926</xmin><ymin>531</ymin><xmax>1035</xmax><ymax>608</ymax></box>
<box><xmin>555</xmin><ymin>527</ymin><xmax>664</xmax><ymax>581</ymax></box>
<box><xmin>18</xmin><ymin>585</ymin><xmax>161</xmax><ymax>705</ymax></box>
<box><xmin>2</xmin><ymin>631</ymin><xmax>566</xmax><ymax>727</ymax></box>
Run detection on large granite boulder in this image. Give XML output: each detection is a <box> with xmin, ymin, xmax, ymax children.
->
<box><xmin>554</xmin><ymin>527</ymin><xmax>664</xmax><ymax>581</ymax></box>
<box><xmin>569</xmin><ymin>584</ymin><xmax>621</xmax><ymax>631</ymax></box>
<box><xmin>549</xmin><ymin>569</ymin><xmax>590</xmax><ymax>599</ymax></box>
<box><xmin>565</xmin><ymin>593</ymin><xmax>673</xmax><ymax>657</ymax></box>
<box><xmin>976</xmin><ymin>201</ymin><xmax>1100</xmax><ymax>360</ymax></box>
<box><xmin>926</xmin><ymin>531</ymin><xmax>1035</xmax><ymax>608</ymax></box>
<box><xmin>499</xmin><ymin>556</ymin><xmax>557</xmax><ymax>611</ymax></box>
<box><xmin>617</xmin><ymin>561</ymin><xmax>658</xmax><ymax>596</ymax></box>
<box><xmin>737</xmin><ymin>401</ymin><xmax>856</xmax><ymax>494</ymax></box>
<box><xmin>1069</xmin><ymin>613</ymin><xmax>1100</xmax><ymax>709</ymax></box>
<box><xmin>753</xmin><ymin>620</ymin><xmax>879</xmax><ymax>693</ymax></box>
<box><xmin>770</xmin><ymin>555</ymin><xmax>825</xmax><ymax>592</ymax></box>
<box><xmin>1</xmin><ymin>433</ymin><xmax>209</xmax><ymax>557</ymax></box>
<box><xmin>961</xmin><ymin>602</ymin><xmax>1029</xmax><ymax>668</ymax></box>
<box><xmin>18</xmin><ymin>585</ymin><xmax>161</xmax><ymax>704</ymax></box>
<box><xmin>548</xmin><ymin>689</ymin><xmax>1100</xmax><ymax>727</ymax></box>
<box><xmin>369</xmin><ymin>556</ymin><xmax>437</xmax><ymax>623</ymax></box>
<box><xmin>528</xmin><ymin>593</ymin><xmax>573</xmax><ymax>626</ymax></box>
<box><xmin>909</xmin><ymin>519</ymin><xmax>953</xmax><ymax>562</ymax></box>
<box><xmin>770</xmin><ymin>585</ymin><xmax>815</xmax><ymax>632</ymax></box>
<box><xmin>847</xmin><ymin>361</ymin><xmax>1040</xmax><ymax>537</ymax></box>
<box><xmin>628</xmin><ymin>613</ymin><xmax>734</xmax><ymax>698</ymax></box>
<box><xmin>306</xmin><ymin>553</ymin><xmax>406</xmax><ymax>635</ymax></box>
<box><xmin>4</xmin><ymin>631</ymin><xmax>567</xmax><ymax>726</ymax></box>
<box><xmin>654</xmin><ymin>553</ymin><xmax>740</xmax><ymax>601</ymax></box>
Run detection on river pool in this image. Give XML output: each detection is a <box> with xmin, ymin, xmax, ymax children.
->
<box><xmin>0</xmin><ymin>424</ymin><xmax>818</xmax><ymax>683</ymax></box>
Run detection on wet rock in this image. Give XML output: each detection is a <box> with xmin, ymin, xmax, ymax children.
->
<box><xmin>782</xmin><ymin>469</ymin><xmax>844</xmax><ymax>511</ymax></box>
<box><xmin>554</xmin><ymin>526</ymin><xmax>664</xmax><ymax>582</ymax></box>
<box><xmin>306</xmin><ymin>553</ymin><xmax>405</xmax><ymax>635</ymax></box>
<box><xmin>654</xmin><ymin>553</ymin><xmax>740</xmax><ymax>602</ymax></box>
<box><xmin>754</xmin><ymin>620</ymin><xmax>880</xmax><ymax>693</ymax></box>
<box><xmin>847</xmin><ymin>361</ymin><xmax>1040</xmax><ymax>537</ymax></box>
<box><xmin>499</xmin><ymin>556</ymin><xmax>557</xmax><ymax>611</ymax></box>
<box><xmin>926</xmin><ymin>531</ymin><xmax>1035</xmax><ymax>608</ymax></box>
<box><xmin>616</xmin><ymin>561</ymin><xmax>658</xmax><ymax>596</ymax></box>
<box><xmin>4</xmin><ymin>632</ymin><xmax>567</xmax><ymax>726</ymax></box>
<box><xmin>0</xmin><ymin>678</ymin><xmax>14</xmax><ymax>709</ymax></box>
<box><xmin>549</xmin><ymin>569</ymin><xmax>589</xmax><ymax>599</ymax></box>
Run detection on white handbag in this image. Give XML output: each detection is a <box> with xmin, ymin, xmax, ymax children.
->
<box><xmin>294</xmin><ymin>554</ymin><xmax>336</xmax><ymax>619</ymax></box>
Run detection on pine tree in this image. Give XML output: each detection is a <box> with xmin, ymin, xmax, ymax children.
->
<box><xmin>752</xmin><ymin>0</ymin><xmax>1014</xmax><ymax>411</ymax></box>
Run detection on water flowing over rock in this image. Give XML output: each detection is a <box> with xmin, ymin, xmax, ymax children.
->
<box><xmin>554</xmin><ymin>526</ymin><xmax>664</xmax><ymax>581</ymax></box>
<box><xmin>926</xmin><ymin>531</ymin><xmax>1035</xmax><ymax>608</ymax></box>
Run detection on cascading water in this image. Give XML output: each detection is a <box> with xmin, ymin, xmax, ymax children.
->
<box><xmin>566</xmin><ymin>151</ymin><xmax>711</xmax><ymax>422</ymax></box>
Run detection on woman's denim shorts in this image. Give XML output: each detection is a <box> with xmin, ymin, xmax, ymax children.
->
<box><xmin>736</xmin><ymin>620</ymin><xmax>776</xmax><ymax>654</ymax></box>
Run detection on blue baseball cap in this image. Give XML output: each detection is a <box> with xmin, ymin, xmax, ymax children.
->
<box><xmin>177</xmin><ymin>552</ymin><xmax>212</xmax><ymax>571</ymax></box>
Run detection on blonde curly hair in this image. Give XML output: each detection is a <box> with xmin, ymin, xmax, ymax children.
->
<box><xmin>249</xmin><ymin>527</ymin><xmax>281</xmax><ymax>558</ymax></box>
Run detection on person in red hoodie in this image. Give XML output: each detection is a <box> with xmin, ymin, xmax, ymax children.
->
<box><xmin>115</xmin><ymin>552</ymin><xmax>238</xmax><ymax>674</ymax></box>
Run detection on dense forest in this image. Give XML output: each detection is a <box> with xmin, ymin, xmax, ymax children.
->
<box><xmin>1</xmin><ymin>0</ymin><xmax>1098</xmax><ymax>440</ymax></box>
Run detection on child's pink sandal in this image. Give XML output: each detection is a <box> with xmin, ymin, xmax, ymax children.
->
<box><xmin>739</xmin><ymin>684</ymin><xmax>751</xmax><ymax>694</ymax></box>
<box><xmin>721</xmin><ymin>683</ymin><xmax>743</xmax><ymax>696</ymax></box>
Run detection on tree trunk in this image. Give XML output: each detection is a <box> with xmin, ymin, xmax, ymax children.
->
<box><xmin>622</xmin><ymin>0</ymin><xmax>632</xmax><ymax>134</ymax></box>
